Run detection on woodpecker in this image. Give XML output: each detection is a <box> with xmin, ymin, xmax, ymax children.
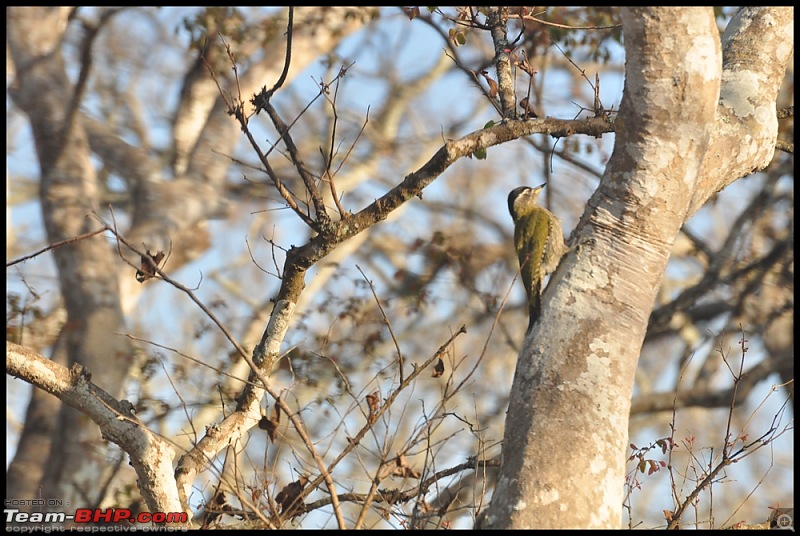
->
<box><xmin>508</xmin><ymin>183</ymin><xmax>568</xmax><ymax>332</ymax></box>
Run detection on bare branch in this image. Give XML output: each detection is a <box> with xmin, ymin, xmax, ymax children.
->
<box><xmin>6</xmin><ymin>228</ymin><xmax>108</xmax><ymax>267</ymax></box>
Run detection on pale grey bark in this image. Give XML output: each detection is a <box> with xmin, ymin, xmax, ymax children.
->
<box><xmin>7</xmin><ymin>342</ymin><xmax>185</xmax><ymax>519</ymax></box>
<box><xmin>485</xmin><ymin>6</ymin><xmax>792</xmax><ymax>529</ymax></box>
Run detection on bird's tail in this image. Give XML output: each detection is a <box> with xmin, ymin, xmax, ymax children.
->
<box><xmin>526</xmin><ymin>279</ymin><xmax>543</xmax><ymax>333</ymax></box>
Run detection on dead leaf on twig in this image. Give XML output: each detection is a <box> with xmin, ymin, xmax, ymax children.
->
<box><xmin>391</xmin><ymin>453</ymin><xmax>421</xmax><ymax>479</ymax></box>
<box><xmin>135</xmin><ymin>250</ymin><xmax>165</xmax><ymax>283</ymax></box>
<box><xmin>258</xmin><ymin>399</ymin><xmax>281</xmax><ymax>443</ymax></box>
<box><xmin>432</xmin><ymin>358</ymin><xmax>445</xmax><ymax>378</ymax></box>
<box><xmin>366</xmin><ymin>391</ymin><xmax>380</xmax><ymax>425</ymax></box>
<box><xmin>275</xmin><ymin>475</ymin><xmax>309</xmax><ymax>516</ymax></box>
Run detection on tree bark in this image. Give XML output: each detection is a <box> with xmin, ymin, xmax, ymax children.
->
<box><xmin>7</xmin><ymin>7</ymin><xmax>136</xmax><ymax>506</ymax></box>
<box><xmin>5</xmin><ymin>5</ymin><xmax>375</xmax><ymax>513</ymax></box>
<box><xmin>484</xmin><ymin>7</ymin><xmax>792</xmax><ymax>529</ymax></box>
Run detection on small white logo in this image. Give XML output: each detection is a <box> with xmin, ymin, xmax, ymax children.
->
<box><xmin>776</xmin><ymin>513</ymin><xmax>795</xmax><ymax>531</ymax></box>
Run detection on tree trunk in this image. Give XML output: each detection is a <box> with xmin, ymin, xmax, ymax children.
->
<box><xmin>484</xmin><ymin>7</ymin><xmax>792</xmax><ymax>529</ymax></box>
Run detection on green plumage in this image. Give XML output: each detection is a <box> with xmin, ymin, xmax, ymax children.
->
<box><xmin>508</xmin><ymin>184</ymin><xmax>567</xmax><ymax>332</ymax></box>
<box><xmin>514</xmin><ymin>208</ymin><xmax>551</xmax><ymax>330</ymax></box>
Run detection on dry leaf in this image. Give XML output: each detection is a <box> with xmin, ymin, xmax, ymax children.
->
<box><xmin>392</xmin><ymin>453</ymin><xmax>421</xmax><ymax>479</ymax></box>
<box><xmin>403</xmin><ymin>6</ymin><xmax>420</xmax><ymax>20</ymax></box>
<box><xmin>479</xmin><ymin>70</ymin><xmax>498</xmax><ymax>98</ymax></box>
<box><xmin>366</xmin><ymin>391</ymin><xmax>380</xmax><ymax>424</ymax></box>
<box><xmin>258</xmin><ymin>400</ymin><xmax>281</xmax><ymax>442</ymax></box>
<box><xmin>518</xmin><ymin>58</ymin><xmax>537</xmax><ymax>77</ymax></box>
<box><xmin>432</xmin><ymin>358</ymin><xmax>445</xmax><ymax>378</ymax></box>
<box><xmin>519</xmin><ymin>97</ymin><xmax>538</xmax><ymax>119</ymax></box>
<box><xmin>486</xmin><ymin>77</ymin><xmax>498</xmax><ymax>98</ymax></box>
<box><xmin>275</xmin><ymin>475</ymin><xmax>309</xmax><ymax>516</ymax></box>
<box><xmin>136</xmin><ymin>250</ymin><xmax>165</xmax><ymax>283</ymax></box>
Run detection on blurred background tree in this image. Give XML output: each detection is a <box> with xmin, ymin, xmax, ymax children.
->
<box><xmin>6</xmin><ymin>6</ymin><xmax>792</xmax><ymax>529</ymax></box>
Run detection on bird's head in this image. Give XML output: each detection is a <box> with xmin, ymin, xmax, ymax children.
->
<box><xmin>508</xmin><ymin>183</ymin><xmax>546</xmax><ymax>220</ymax></box>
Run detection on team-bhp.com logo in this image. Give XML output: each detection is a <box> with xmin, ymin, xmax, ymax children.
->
<box><xmin>5</xmin><ymin>507</ymin><xmax>188</xmax><ymax>525</ymax></box>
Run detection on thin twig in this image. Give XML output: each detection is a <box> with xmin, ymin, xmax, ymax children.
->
<box><xmin>512</xmin><ymin>13</ymin><xmax>621</xmax><ymax>30</ymax></box>
<box><xmin>356</xmin><ymin>265</ymin><xmax>404</xmax><ymax>383</ymax></box>
<box><xmin>319</xmin><ymin>65</ymin><xmax>357</xmax><ymax>219</ymax></box>
<box><xmin>291</xmin><ymin>327</ymin><xmax>468</xmax><ymax>518</ymax></box>
<box><xmin>204</xmin><ymin>34</ymin><xmax>315</xmax><ymax>228</ymax></box>
<box><xmin>58</xmin><ymin>8</ymin><xmax>123</xmax><ymax>164</ymax></box>
<box><xmin>332</xmin><ymin>103</ymin><xmax>370</xmax><ymax>180</ymax></box>
<box><xmin>98</xmin><ymin>211</ymin><xmax>348</xmax><ymax>528</ymax></box>
<box><xmin>263</xmin><ymin>100</ymin><xmax>330</xmax><ymax>228</ymax></box>
<box><xmin>267</xmin><ymin>6</ymin><xmax>293</xmax><ymax>97</ymax></box>
<box><xmin>245</xmin><ymin>235</ymin><xmax>282</xmax><ymax>280</ymax></box>
<box><xmin>122</xmin><ymin>334</ymin><xmax>260</xmax><ymax>389</ymax></box>
<box><xmin>7</xmin><ymin>228</ymin><xmax>108</xmax><ymax>267</ymax></box>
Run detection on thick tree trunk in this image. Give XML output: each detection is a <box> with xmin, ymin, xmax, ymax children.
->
<box><xmin>7</xmin><ymin>7</ymin><xmax>135</xmax><ymax>506</ymax></box>
<box><xmin>485</xmin><ymin>7</ymin><xmax>792</xmax><ymax>528</ymax></box>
